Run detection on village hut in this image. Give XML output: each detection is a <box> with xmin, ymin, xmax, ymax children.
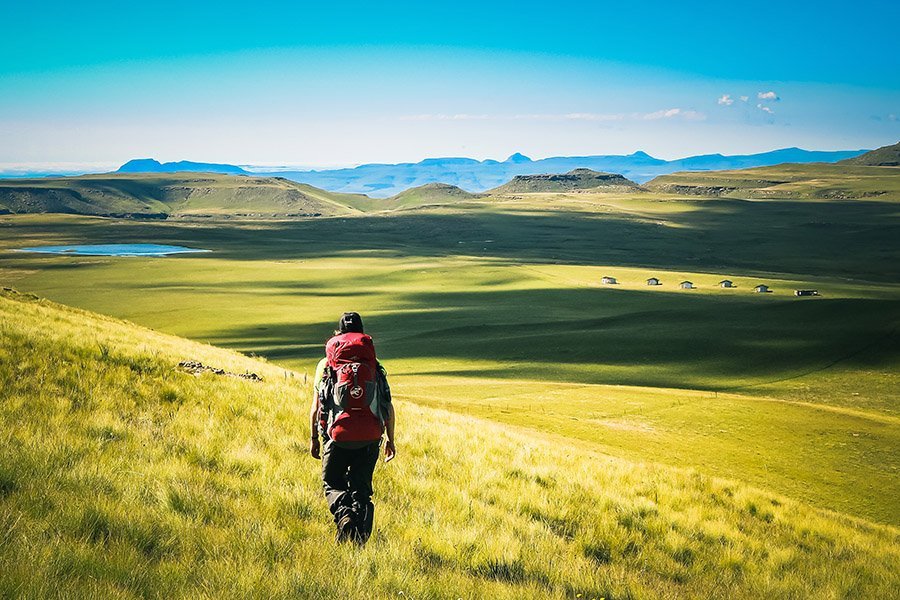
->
<box><xmin>719</xmin><ymin>279</ymin><xmax>735</xmax><ymax>288</ymax></box>
<box><xmin>601</xmin><ymin>276</ymin><xmax>618</xmax><ymax>285</ymax></box>
<box><xmin>646</xmin><ymin>277</ymin><xmax>661</xmax><ymax>286</ymax></box>
<box><xmin>680</xmin><ymin>281</ymin><xmax>695</xmax><ymax>289</ymax></box>
<box><xmin>754</xmin><ymin>284</ymin><xmax>771</xmax><ymax>293</ymax></box>
<box><xmin>794</xmin><ymin>289</ymin><xmax>820</xmax><ymax>296</ymax></box>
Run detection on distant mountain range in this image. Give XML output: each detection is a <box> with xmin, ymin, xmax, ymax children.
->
<box><xmin>108</xmin><ymin>148</ymin><xmax>867</xmax><ymax>197</ymax></box>
<box><xmin>0</xmin><ymin>148</ymin><xmax>871</xmax><ymax>195</ymax></box>
<box><xmin>4</xmin><ymin>148</ymin><xmax>896</xmax><ymax>219</ymax></box>
<box><xmin>117</xmin><ymin>158</ymin><xmax>249</xmax><ymax>175</ymax></box>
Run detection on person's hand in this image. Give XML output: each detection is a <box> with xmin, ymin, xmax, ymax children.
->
<box><xmin>384</xmin><ymin>439</ymin><xmax>396</xmax><ymax>463</ymax></box>
<box><xmin>310</xmin><ymin>437</ymin><xmax>321</xmax><ymax>460</ymax></box>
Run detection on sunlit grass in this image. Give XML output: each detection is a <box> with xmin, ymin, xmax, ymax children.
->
<box><xmin>1</xmin><ymin>206</ymin><xmax>898</xmax><ymax>532</ymax></box>
<box><xmin>1</xmin><ymin>290</ymin><xmax>898</xmax><ymax>598</ymax></box>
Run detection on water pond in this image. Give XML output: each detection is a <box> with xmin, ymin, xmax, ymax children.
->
<box><xmin>14</xmin><ymin>244</ymin><xmax>210</xmax><ymax>257</ymax></box>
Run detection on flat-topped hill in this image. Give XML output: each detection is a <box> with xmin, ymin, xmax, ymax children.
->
<box><xmin>116</xmin><ymin>158</ymin><xmax>249</xmax><ymax>175</ymax></box>
<box><xmin>0</xmin><ymin>172</ymin><xmax>367</xmax><ymax>218</ymax></box>
<box><xmin>490</xmin><ymin>169</ymin><xmax>642</xmax><ymax>194</ymax></box>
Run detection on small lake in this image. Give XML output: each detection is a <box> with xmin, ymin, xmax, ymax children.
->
<box><xmin>14</xmin><ymin>244</ymin><xmax>210</xmax><ymax>257</ymax></box>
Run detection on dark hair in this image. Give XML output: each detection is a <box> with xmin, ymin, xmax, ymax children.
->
<box><xmin>337</xmin><ymin>312</ymin><xmax>364</xmax><ymax>334</ymax></box>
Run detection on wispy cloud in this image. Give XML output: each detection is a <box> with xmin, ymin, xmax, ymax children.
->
<box><xmin>642</xmin><ymin>108</ymin><xmax>706</xmax><ymax>121</ymax></box>
<box><xmin>0</xmin><ymin>161</ymin><xmax>118</xmax><ymax>174</ymax></box>
<box><xmin>511</xmin><ymin>113</ymin><xmax>625</xmax><ymax>122</ymax></box>
<box><xmin>757</xmin><ymin>104</ymin><xmax>774</xmax><ymax>114</ymax></box>
<box><xmin>399</xmin><ymin>110</ymin><xmax>706</xmax><ymax>122</ymax></box>
<box><xmin>717</xmin><ymin>94</ymin><xmax>734</xmax><ymax>106</ymax></box>
<box><xmin>757</xmin><ymin>91</ymin><xmax>779</xmax><ymax>101</ymax></box>
<box><xmin>398</xmin><ymin>113</ymin><xmax>490</xmax><ymax>121</ymax></box>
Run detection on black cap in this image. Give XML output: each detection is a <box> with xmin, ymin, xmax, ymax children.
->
<box><xmin>338</xmin><ymin>312</ymin><xmax>364</xmax><ymax>333</ymax></box>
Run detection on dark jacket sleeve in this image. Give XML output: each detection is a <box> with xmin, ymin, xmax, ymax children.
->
<box><xmin>377</xmin><ymin>362</ymin><xmax>392</xmax><ymax>407</ymax></box>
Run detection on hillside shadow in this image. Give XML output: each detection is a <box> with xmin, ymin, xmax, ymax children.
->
<box><xmin>3</xmin><ymin>199</ymin><xmax>898</xmax><ymax>281</ymax></box>
<box><xmin>203</xmin><ymin>286</ymin><xmax>900</xmax><ymax>391</ymax></box>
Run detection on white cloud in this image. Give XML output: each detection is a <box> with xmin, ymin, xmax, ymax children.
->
<box><xmin>562</xmin><ymin>112</ymin><xmax>625</xmax><ymax>121</ymax></box>
<box><xmin>757</xmin><ymin>104</ymin><xmax>774</xmax><ymax>114</ymax></box>
<box><xmin>757</xmin><ymin>91</ymin><xmax>779</xmax><ymax>101</ymax></box>
<box><xmin>739</xmin><ymin>96</ymin><xmax>749</xmax><ymax>102</ymax></box>
<box><xmin>512</xmin><ymin>113</ymin><xmax>625</xmax><ymax>122</ymax></box>
<box><xmin>717</xmin><ymin>94</ymin><xmax>734</xmax><ymax>106</ymax></box>
<box><xmin>643</xmin><ymin>108</ymin><xmax>705</xmax><ymax>121</ymax></box>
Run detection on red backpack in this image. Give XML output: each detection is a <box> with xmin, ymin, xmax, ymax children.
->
<box><xmin>318</xmin><ymin>332</ymin><xmax>385</xmax><ymax>442</ymax></box>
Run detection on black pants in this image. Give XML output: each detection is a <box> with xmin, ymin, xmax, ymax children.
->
<box><xmin>321</xmin><ymin>440</ymin><xmax>380</xmax><ymax>540</ymax></box>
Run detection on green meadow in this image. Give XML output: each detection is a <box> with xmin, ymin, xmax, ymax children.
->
<box><xmin>1</xmin><ymin>181</ymin><xmax>898</xmax><ymax>596</ymax></box>
<box><xmin>646</xmin><ymin>163</ymin><xmax>900</xmax><ymax>201</ymax></box>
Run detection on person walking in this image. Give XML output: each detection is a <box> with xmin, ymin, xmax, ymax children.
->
<box><xmin>309</xmin><ymin>312</ymin><xmax>395</xmax><ymax>544</ymax></box>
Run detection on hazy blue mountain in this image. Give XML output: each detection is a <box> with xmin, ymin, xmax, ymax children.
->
<box><xmin>116</xmin><ymin>159</ymin><xmax>249</xmax><ymax>175</ymax></box>
<box><xmin>10</xmin><ymin>148</ymin><xmax>861</xmax><ymax>197</ymax></box>
<box><xmin>251</xmin><ymin>148</ymin><xmax>866</xmax><ymax>197</ymax></box>
<box><xmin>671</xmin><ymin>148</ymin><xmax>870</xmax><ymax>171</ymax></box>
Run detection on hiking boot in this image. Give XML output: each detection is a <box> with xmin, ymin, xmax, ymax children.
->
<box><xmin>351</xmin><ymin>502</ymin><xmax>374</xmax><ymax>546</ymax></box>
<box><xmin>336</xmin><ymin>513</ymin><xmax>355</xmax><ymax>543</ymax></box>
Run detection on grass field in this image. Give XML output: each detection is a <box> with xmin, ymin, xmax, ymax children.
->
<box><xmin>646</xmin><ymin>163</ymin><xmax>900</xmax><ymax>201</ymax></box>
<box><xmin>0</xmin><ymin>175</ymin><xmax>898</xmax><ymax>595</ymax></box>
<box><xmin>2</xmin><ymin>290</ymin><xmax>898</xmax><ymax>598</ymax></box>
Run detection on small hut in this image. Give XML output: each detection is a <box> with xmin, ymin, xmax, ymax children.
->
<box><xmin>794</xmin><ymin>289</ymin><xmax>820</xmax><ymax>297</ymax></box>
<box><xmin>680</xmin><ymin>281</ymin><xmax>695</xmax><ymax>289</ymax></box>
<box><xmin>719</xmin><ymin>280</ymin><xmax>735</xmax><ymax>288</ymax></box>
<box><xmin>754</xmin><ymin>284</ymin><xmax>770</xmax><ymax>293</ymax></box>
<box><xmin>646</xmin><ymin>277</ymin><xmax>661</xmax><ymax>286</ymax></box>
<box><xmin>601</xmin><ymin>276</ymin><xmax>618</xmax><ymax>285</ymax></box>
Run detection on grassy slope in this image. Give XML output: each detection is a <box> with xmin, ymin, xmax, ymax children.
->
<box><xmin>387</xmin><ymin>183</ymin><xmax>481</xmax><ymax>209</ymax></box>
<box><xmin>327</xmin><ymin>183</ymin><xmax>482</xmax><ymax>213</ymax></box>
<box><xmin>645</xmin><ymin>163</ymin><xmax>900</xmax><ymax>200</ymax></box>
<box><xmin>838</xmin><ymin>141</ymin><xmax>899</xmax><ymax>166</ymax></box>
<box><xmin>2</xmin><ymin>289</ymin><xmax>898</xmax><ymax>599</ymax></box>
<box><xmin>0</xmin><ymin>173</ymin><xmax>367</xmax><ymax>217</ymax></box>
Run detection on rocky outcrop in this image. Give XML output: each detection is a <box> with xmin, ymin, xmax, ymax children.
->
<box><xmin>177</xmin><ymin>360</ymin><xmax>262</xmax><ymax>381</ymax></box>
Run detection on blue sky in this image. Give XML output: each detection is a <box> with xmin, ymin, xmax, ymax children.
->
<box><xmin>1</xmin><ymin>0</ymin><xmax>898</xmax><ymax>169</ymax></box>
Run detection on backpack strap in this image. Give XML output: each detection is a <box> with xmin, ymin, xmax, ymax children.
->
<box><xmin>317</xmin><ymin>365</ymin><xmax>337</xmax><ymax>438</ymax></box>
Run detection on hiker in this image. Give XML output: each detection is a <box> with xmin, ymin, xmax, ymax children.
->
<box><xmin>309</xmin><ymin>312</ymin><xmax>396</xmax><ymax>544</ymax></box>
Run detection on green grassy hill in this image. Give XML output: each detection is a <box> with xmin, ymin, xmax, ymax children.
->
<box><xmin>0</xmin><ymin>173</ymin><xmax>367</xmax><ymax>218</ymax></box>
<box><xmin>330</xmin><ymin>182</ymin><xmax>483</xmax><ymax>212</ymax></box>
<box><xmin>490</xmin><ymin>169</ymin><xmax>643</xmax><ymax>194</ymax></box>
<box><xmin>838</xmin><ymin>141</ymin><xmax>900</xmax><ymax>167</ymax></box>
<box><xmin>645</xmin><ymin>163</ymin><xmax>900</xmax><ymax>200</ymax></box>
<box><xmin>388</xmin><ymin>182</ymin><xmax>482</xmax><ymax>208</ymax></box>
<box><xmin>2</xmin><ymin>288</ymin><xmax>898</xmax><ymax>598</ymax></box>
